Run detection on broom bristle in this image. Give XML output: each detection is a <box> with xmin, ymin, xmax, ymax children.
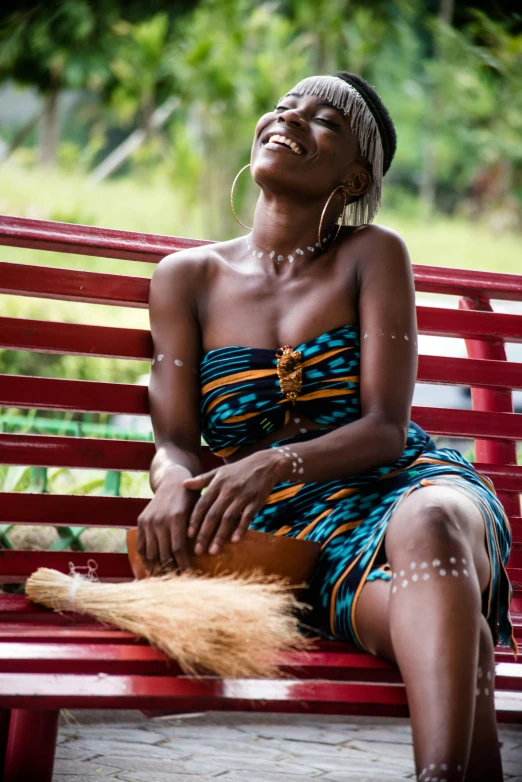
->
<box><xmin>25</xmin><ymin>568</ymin><xmax>313</xmax><ymax>678</ymax></box>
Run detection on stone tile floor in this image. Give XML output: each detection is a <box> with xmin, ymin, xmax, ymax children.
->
<box><xmin>53</xmin><ymin>708</ymin><xmax>522</xmax><ymax>781</ymax></box>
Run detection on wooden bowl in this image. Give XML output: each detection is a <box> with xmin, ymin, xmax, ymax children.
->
<box><xmin>126</xmin><ymin>528</ymin><xmax>320</xmax><ymax>587</ymax></box>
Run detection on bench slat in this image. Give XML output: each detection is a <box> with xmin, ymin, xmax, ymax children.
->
<box><xmin>417</xmin><ymin>307</ymin><xmax>522</xmax><ymax>342</ymax></box>
<box><xmin>0</xmin><ymin>642</ymin><xmax>402</xmax><ymax>682</ymax></box>
<box><xmin>0</xmin><ymin>374</ymin><xmax>148</xmax><ymax>414</ymax></box>
<box><xmin>0</xmin><ymin>432</ymin><xmax>154</xmax><ymax>470</ymax></box>
<box><xmin>3</xmin><ymin>216</ymin><xmax>522</xmax><ymax>302</ymax></box>
<box><xmin>2</xmin><ymin>551</ymin><xmax>521</xmax><ymax>594</ymax></box>
<box><xmin>0</xmin><ymin>317</ymin><xmax>152</xmax><ymax>359</ymax></box>
<box><xmin>2</xmin><ymin>309</ymin><xmax>522</xmax><ymax>363</ymax></box>
<box><xmin>0</xmin><ymin>493</ymin><xmax>147</xmax><ymax>526</ymax></box>
<box><xmin>0</xmin><ymin>215</ymin><xmax>206</xmax><ymax>262</ymax></box>
<box><xmin>2</xmin><ymin>358</ymin><xmax>522</xmax><ymax>418</ymax></box>
<box><xmin>0</xmin><ymin>551</ymin><xmax>133</xmax><ymax>581</ymax></box>
<box><xmin>0</xmin><ymin>495</ymin><xmax>520</xmax><ymax>531</ymax></box>
<box><xmin>0</xmin><ymin>262</ymin><xmax>150</xmax><ymax>308</ymax></box>
<box><xmin>4</xmin><ymin>262</ymin><xmax>522</xmax><ymax>319</ymax></box>
<box><xmin>2</xmin><ymin>409</ymin><xmax>522</xmax><ymax>473</ymax></box>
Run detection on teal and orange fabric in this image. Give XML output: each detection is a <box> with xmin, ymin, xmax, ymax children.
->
<box><xmin>200</xmin><ymin>324</ymin><xmax>517</xmax><ymax>655</ymax></box>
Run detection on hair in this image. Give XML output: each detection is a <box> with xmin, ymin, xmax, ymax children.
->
<box><xmin>333</xmin><ymin>71</ymin><xmax>397</xmax><ymax>177</ymax></box>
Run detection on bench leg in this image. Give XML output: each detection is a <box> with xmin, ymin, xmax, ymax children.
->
<box><xmin>3</xmin><ymin>709</ymin><xmax>59</xmax><ymax>782</ymax></box>
<box><xmin>0</xmin><ymin>709</ymin><xmax>11</xmax><ymax>772</ymax></box>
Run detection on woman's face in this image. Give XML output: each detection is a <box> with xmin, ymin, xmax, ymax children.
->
<box><xmin>251</xmin><ymin>92</ymin><xmax>369</xmax><ymax>199</ymax></box>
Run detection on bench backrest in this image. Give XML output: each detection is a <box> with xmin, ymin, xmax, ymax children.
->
<box><xmin>1</xmin><ymin>215</ymin><xmax>521</xmax><ymax>610</ymax></box>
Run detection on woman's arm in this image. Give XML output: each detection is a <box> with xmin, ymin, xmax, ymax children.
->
<box><xmin>137</xmin><ymin>250</ymin><xmax>205</xmax><ymax>570</ymax></box>
<box><xmin>274</xmin><ymin>225</ymin><xmax>418</xmax><ymax>482</ymax></box>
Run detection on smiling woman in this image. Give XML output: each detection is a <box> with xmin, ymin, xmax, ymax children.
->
<box><xmin>138</xmin><ymin>71</ymin><xmax>515</xmax><ymax>782</ymax></box>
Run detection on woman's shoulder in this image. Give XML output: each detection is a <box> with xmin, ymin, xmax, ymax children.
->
<box><xmin>340</xmin><ymin>222</ymin><xmax>411</xmax><ymax>277</ymax></box>
<box><xmin>343</xmin><ymin>222</ymin><xmax>407</xmax><ymax>250</ymax></box>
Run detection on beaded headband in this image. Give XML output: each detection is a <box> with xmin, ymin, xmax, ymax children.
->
<box><xmin>285</xmin><ymin>75</ymin><xmax>384</xmax><ymax>226</ymax></box>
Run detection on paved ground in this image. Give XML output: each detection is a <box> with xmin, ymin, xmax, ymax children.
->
<box><xmin>53</xmin><ymin>709</ymin><xmax>522</xmax><ymax>782</ymax></box>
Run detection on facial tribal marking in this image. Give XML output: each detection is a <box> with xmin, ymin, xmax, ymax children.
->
<box><xmin>391</xmin><ymin>556</ymin><xmax>470</xmax><ymax>593</ymax></box>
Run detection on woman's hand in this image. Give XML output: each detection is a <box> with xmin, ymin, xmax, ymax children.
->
<box><xmin>137</xmin><ymin>474</ymin><xmax>199</xmax><ymax>573</ymax></box>
<box><xmin>183</xmin><ymin>449</ymin><xmax>288</xmax><ymax>555</ymax></box>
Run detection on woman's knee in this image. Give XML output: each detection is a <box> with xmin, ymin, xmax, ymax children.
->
<box><xmin>385</xmin><ymin>488</ymin><xmax>465</xmax><ymax>559</ymax></box>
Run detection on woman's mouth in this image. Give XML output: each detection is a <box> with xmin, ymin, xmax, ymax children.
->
<box><xmin>264</xmin><ymin>134</ymin><xmax>304</xmax><ymax>155</ymax></box>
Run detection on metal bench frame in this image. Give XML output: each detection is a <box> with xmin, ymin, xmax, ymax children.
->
<box><xmin>1</xmin><ymin>215</ymin><xmax>521</xmax><ymax>781</ymax></box>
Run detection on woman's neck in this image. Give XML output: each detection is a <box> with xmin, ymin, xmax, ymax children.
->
<box><xmin>247</xmin><ymin>192</ymin><xmax>338</xmax><ymax>271</ymax></box>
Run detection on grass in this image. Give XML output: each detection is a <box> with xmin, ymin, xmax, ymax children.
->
<box><xmin>1</xmin><ymin>165</ymin><xmax>521</xmax><ymax>279</ymax></box>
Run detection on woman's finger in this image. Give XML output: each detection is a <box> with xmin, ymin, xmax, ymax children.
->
<box><xmin>183</xmin><ymin>469</ymin><xmax>217</xmax><ymax>491</ymax></box>
<box><xmin>231</xmin><ymin>503</ymin><xmax>259</xmax><ymax>543</ymax></box>
<box><xmin>187</xmin><ymin>484</ymin><xmax>220</xmax><ymax>538</ymax></box>
<box><xmin>193</xmin><ymin>496</ymin><xmax>231</xmax><ymax>555</ymax></box>
<box><xmin>208</xmin><ymin>502</ymin><xmax>245</xmax><ymax>554</ymax></box>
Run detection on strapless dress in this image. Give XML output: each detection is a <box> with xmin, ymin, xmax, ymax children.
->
<box><xmin>200</xmin><ymin>324</ymin><xmax>516</xmax><ymax>655</ymax></box>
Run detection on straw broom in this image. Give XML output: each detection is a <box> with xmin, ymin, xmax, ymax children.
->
<box><xmin>26</xmin><ymin>568</ymin><xmax>312</xmax><ymax>678</ymax></box>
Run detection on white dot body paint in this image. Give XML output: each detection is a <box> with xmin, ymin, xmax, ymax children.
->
<box><xmin>404</xmin><ymin>334</ymin><xmax>409</xmax><ymax>340</ymax></box>
<box><xmin>440</xmin><ymin>569</ymin><xmax>446</xmax><ymax>576</ymax></box>
<box><xmin>297</xmin><ymin>457</ymin><xmax>303</xmax><ymax>463</ymax></box>
<box><xmin>363</xmin><ymin>331</ymin><xmax>369</xmax><ymax>339</ymax></box>
<box><xmin>412</xmin><ymin>573</ymin><xmax>419</xmax><ymax>581</ymax></box>
<box><xmin>423</xmin><ymin>573</ymin><xmax>430</xmax><ymax>581</ymax></box>
<box><xmin>441</xmin><ymin>766</ymin><xmax>448</xmax><ymax>772</ymax></box>
<box><xmin>452</xmin><ymin>570</ymin><xmax>459</xmax><ymax>576</ymax></box>
<box><xmin>294</xmin><ymin>417</ymin><xmax>300</xmax><ymax>423</ymax></box>
<box><xmin>485</xmin><ymin>687</ymin><xmax>489</xmax><ymax>695</ymax></box>
<box><xmin>429</xmin><ymin>766</ymin><xmax>436</xmax><ymax>772</ymax></box>
<box><xmin>410</xmin><ymin>562</ymin><xmax>416</xmax><ymax>569</ymax></box>
<box><xmin>462</xmin><ymin>558</ymin><xmax>467</xmax><ymax>564</ymax></box>
<box><xmin>478</xmin><ymin>667</ymin><xmax>483</xmax><ymax>678</ymax></box>
<box><xmin>300</xmin><ymin>428</ymin><xmax>307</xmax><ymax>433</ymax></box>
<box><xmin>151</xmin><ymin>358</ymin><xmax>155</xmax><ymax>365</ymax></box>
<box><xmin>391</xmin><ymin>332</ymin><xmax>396</xmax><ymax>339</ymax></box>
<box><xmin>157</xmin><ymin>354</ymin><xmax>164</xmax><ymax>362</ymax></box>
<box><xmin>400</xmin><ymin>570</ymin><xmax>405</xmax><ymax>577</ymax></box>
<box><xmin>463</xmin><ymin>569</ymin><xmax>469</xmax><ymax>576</ymax></box>
<box><xmin>402</xmin><ymin>579</ymin><xmax>408</xmax><ymax>588</ymax></box>
<box><xmin>393</xmin><ymin>572</ymin><xmax>397</xmax><ymax>579</ymax></box>
<box><xmin>420</xmin><ymin>561</ymin><xmax>428</xmax><ymax>569</ymax></box>
<box><xmin>432</xmin><ymin>559</ymin><xmax>441</xmax><ymax>567</ymax></box>
<box><xmin>174</xmin><ymin>359</ymin><xmax>184</xmax><ymax>366</ymax></box>
<box><xmin>298</xmin><ymin>467</ymin><xmax>304</xmax><ymax>474</ymax></box>
<box><xmin>486</xmin><ymin>671</ymin><xmax>492</xmax><ymax>680</ymax></box>
<box><xmin>392</xmin><ymin>585</ymin><xmax>397</xmax><ymax>593</ymax></box>
<box><xmin>450</xmin><ymin>557</ymin><xmax>456</xmax><ymax>564</ymax></box>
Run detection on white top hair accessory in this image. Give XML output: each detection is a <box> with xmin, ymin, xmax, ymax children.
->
<box><xmin>286</xmin><ymin>75</ymin><xmax>384</xmax><ymax>226</ymax></box>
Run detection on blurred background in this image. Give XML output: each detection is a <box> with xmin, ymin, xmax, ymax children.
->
<box><xmin>0</xmin><ymin>0</ymin><xmax>521</xmax><ymax>552</ymax></box>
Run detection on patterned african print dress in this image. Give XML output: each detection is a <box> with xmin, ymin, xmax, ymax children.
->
<box><xmin>200</xmin><ymin>324</ymin><xmax>517</xmax><ymax>657</ymax></box>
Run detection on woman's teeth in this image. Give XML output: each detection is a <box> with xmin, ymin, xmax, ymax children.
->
<box><xmin>267</xmin><ymin>134</ymin><xmax>303</xmax><ymax>155</ymax></box>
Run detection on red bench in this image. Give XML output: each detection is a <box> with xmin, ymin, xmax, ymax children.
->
<box><xmin>1</xmin><ymin>214</ymin><xmax>521</xmax><ymax>781</ymax></box>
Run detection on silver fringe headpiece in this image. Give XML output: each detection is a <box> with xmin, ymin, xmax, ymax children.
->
<box><xmin>287</xmin><ymin>75</ymin><xmax>384</xmax><ymax>226</ymax></box>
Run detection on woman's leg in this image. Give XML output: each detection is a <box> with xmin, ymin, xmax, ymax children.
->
<box><xmin>353</xmin><ymin>485</ymin><xmax>501</xmax><ymax>782</ymax></box>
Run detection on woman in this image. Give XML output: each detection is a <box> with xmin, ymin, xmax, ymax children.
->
<box><xmin>137</xmin><ymin>71</ymin><xmax>517</xmax><ymax>781</ymax></box>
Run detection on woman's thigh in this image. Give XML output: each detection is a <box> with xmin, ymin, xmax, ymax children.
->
<box><xmin>353</xmin><ymin>484</ymin><xmax>491</xmax><ymax>660</ymax></box>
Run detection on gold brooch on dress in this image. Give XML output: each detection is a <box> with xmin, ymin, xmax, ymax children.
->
<box><xmin>275</xmin><ymin>345</ymin><xmax>302</xmax><ymax>404</ymax></box>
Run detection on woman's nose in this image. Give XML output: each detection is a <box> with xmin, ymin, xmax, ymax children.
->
<box><xmin>278</xmin><ymin>109</ymin><xmax>303</xmax><ymax>128</ymax></box>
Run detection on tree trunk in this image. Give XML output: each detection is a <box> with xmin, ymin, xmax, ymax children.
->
<box><xmin>39</xmin><ymin>84</ymin><xmax>60</xmax><ymax>168</ymax></box>
<box><xmin>419</xmin><ymin>0</ymin><xmax>455</xmax><ymax>212</ymax></box>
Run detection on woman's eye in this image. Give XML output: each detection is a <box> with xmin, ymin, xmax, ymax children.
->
<box><xmin>316</xmin><ymin>117</ymin><xmax>339</xmax><ymax>128</ymax></box>
<box><xmin>274</xmin><ymin>105</ymin><xmax>289</xmax><ymax>111</ymax></box>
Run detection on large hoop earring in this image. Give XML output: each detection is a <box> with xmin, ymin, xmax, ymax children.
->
<box><xmin>230</xmin><ymin>163</ymin><xmax>253</xmax><ymax>230</ymax></box>
<box><xmin>318</xmin><ymin>185</ymin><xmax>347</xmax><ymax>247</ymax></box>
